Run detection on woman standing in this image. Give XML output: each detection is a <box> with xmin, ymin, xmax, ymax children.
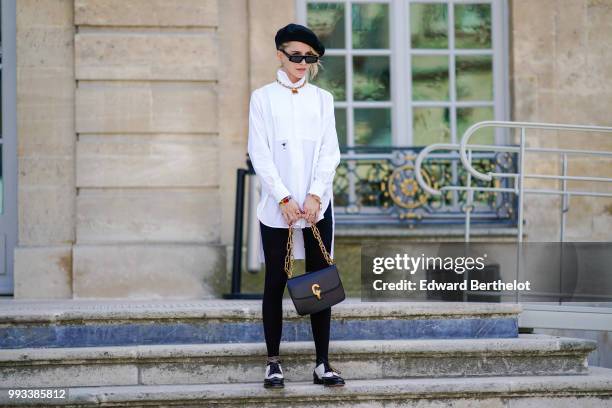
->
<box><xmin>247</xmin><ymin>23</ymin><xmax>344</xmax><ymax>389</ymax></box>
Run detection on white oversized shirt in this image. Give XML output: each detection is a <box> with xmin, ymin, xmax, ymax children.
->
<box><xmin>248</xmin><ymin>68</ymin><xmax>341</xmax><ymax>264</ymax></box>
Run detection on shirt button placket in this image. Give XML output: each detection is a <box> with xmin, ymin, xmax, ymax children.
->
<box><xmin>292</xmin><ymin>91</ymin><xmax>305</xmax><ymax>228</ymax></box>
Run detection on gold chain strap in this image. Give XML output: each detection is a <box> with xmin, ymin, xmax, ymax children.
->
<box><xmin>284</xmin><ymin>226</ymin><xmax>295</xmax><ymax>278</ymax></box>
<box><xmin>284</xmin><ymin>222</ymin><xmax>334</xmax><ymax>279</ymax></box>
<box><xmin>311</xmin><ymin>223</ymin><xmax>335</xmax><ymax>266</ymax></box>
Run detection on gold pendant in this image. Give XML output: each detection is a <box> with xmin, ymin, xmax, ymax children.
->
<box><xmin>291</xmin><ymin>88</ymin><xmax>298</xmax><ymax>94</ymax></box>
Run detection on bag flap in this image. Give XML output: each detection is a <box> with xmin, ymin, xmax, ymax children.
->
<box><xmin>287</xmin><ymin>265</ymin><xmax>342</xmax><ymax>300</ymax></box>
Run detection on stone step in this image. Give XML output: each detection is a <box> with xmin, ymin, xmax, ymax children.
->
<box><xmin>0</xmin><ymin>299</ymin><xmax>521</xmax><ymax>348</ymax></box>
<box><xmin>0</xmin><ymin>334</ymin><xmax>595</xmax><ymax>388</ymax></box>
<box><xmin>2</xmin><ymin>367</ymin><xmax>612</xmax><ymax>407</ymax></box>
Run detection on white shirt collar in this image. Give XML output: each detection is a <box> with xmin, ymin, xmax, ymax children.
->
<box><xmin>277</xmin><ymin>68</ymin><xmax>307</xmax><ymax>88</ymax></box>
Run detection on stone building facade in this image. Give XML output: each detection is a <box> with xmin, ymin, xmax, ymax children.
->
<box><xmin>5</xmin><ymin>0</ymin><xmax>612</xmax><ymax>299</ymax></box>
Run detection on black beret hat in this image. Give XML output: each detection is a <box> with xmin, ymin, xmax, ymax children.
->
<box><xmin>275</xmin><ymin>23</ymin><xmax>325</xmax><ymax>57</ymax></box>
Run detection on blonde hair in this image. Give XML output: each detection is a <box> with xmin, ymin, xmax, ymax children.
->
<box><xmin>278</xmin><ymin>41</ymin><xmax>323</xmax><ymax>81</ymax></box>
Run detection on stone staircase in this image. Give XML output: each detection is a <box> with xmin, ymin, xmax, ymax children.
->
<box><xmin>1</xmin><ymin>298</ymin><xmax>611</xmax><ymax>407</ymax></box>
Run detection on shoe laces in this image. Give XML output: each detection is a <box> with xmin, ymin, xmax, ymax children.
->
<box><xmin>267</xmin><ymin>360</ymin><xmax>282</xmax><ymax>376</ymax></box>
<box><xmin>322</xmin><ymin>361</ymin><xmax>341</xmax><ymax>375</ymax></box>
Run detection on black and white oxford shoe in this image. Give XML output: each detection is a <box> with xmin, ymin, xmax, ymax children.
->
<box><xmin>313</xmin><ymin>361</ymin><xmax>345</xmax><ymax>387</ymax></box>
<box><xmin>263</xmin><ymin>360</ymin><xmax>284</xmax><ymax>388</ymax></box>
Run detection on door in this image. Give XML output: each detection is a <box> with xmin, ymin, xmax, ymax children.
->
<box><xmin>0</xmin><ymin>0</ymin><xmax>17</xmax><ymax>295</ymax></box>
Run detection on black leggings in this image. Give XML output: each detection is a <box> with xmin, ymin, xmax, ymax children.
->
<box><xmin>259</xmin><ymin>202</ymin><xmax>333</xmax><ymax>364</ymax></box>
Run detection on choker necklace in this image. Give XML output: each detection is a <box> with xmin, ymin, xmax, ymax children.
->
<box><xmin>276</xmin><ymin>78</ymin><xmax>307</xmax><ymax>94</ymax></box>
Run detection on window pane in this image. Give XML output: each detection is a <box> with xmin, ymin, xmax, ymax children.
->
<box><xmin>410</xmin><ymin>3</ymin><xmax>448</xmax><ymax>49</ymax></box>
<box><xmin>353</xmin><ymin>56</ymin><xmax>390</xmax><ymax>101</ymax></box>
<box><xmin>352</xmin><ymin>3</ymin><xmax>389</xmax><ymax>49</ymax></box>
<box><xmin>457</xmin><ymin>107</ymin><xmax>494</xmax><ymax>144</ymax></box>
<box><xmin>313</xmin><ymin>56</ymin><xmax>346</xmax><ymax>101</ymax></box>
<box><xmin>335</xmin><ymin>107</ymin><xmax>347</xmax><ymax>146</ymax></box>
<box><xmin>307</xmin><ymin>2</ymin><xmax>345</xmax><ymax>49</ymax></box>
<box><xmin>355</xmin><ymin>160</ymin><xmax>388</xmax><ymax>207</ymax></box>
<box><xmin>413</xmin><ymin>107</ymin><xmax>451</xmax><ymax>146</ymax></box>
<box><xmin>455</xmin><ymin>4</ymin><xmax>492</xmax><ymax>49</ymax></box>
<box><xmin>412</xmin><ymin>55</ymin><xmax>449</xmax><ymax>101</ymax></box>
<box><xmin>354</xmin><ymin>108</ymin><xmax>391</xmax><ymax>146</ymax></box>
<box><xmin>456</xmin><ymin>55</ymin><xmax>493</xmax><ymax>101</ymax></box>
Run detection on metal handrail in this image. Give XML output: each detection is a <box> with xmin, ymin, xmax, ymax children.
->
<box><xmin>415</xmin><ymin>120</ymin><xmax>612</xmax><ymax>243</ymax></box>
<box><xmin>459</xmin><ymin>121</ymin><xmax>612</xmax><ymax>182</ymax></box>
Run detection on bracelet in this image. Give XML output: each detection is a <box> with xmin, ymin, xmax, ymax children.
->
<box><xmin>279</xmin><ymin>195</ymin><xmax>291</xmax><ymax>205</ymax></box>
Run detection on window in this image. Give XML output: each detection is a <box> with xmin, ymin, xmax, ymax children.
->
<box><xmin>297</xmin><ymin>0</ymin><xmax>509</xmax><ymax>147</ymax></box>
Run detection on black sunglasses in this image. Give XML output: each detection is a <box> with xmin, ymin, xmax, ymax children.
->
<box><xmin>278</xmin><ymin>48</ymin><xmax>320</xmax><ymax>64</ymax></box>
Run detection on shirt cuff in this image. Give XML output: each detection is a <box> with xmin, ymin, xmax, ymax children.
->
<box><xmin>273</xmin><ymin>184</ymin><xmax>292</xmax><ymax>204</ymax></box>
<box><xmin>308</xmin><ymin>179</ymin><xmax>326</xmax><ymax>199</ymax></box>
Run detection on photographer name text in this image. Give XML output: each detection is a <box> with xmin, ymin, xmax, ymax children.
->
<box><xmin>372</xmin><ymin>279</ymin><xmax>531</xmax><ymax>291</ymax></box>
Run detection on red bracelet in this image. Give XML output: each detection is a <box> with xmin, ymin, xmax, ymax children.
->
<box><xmin>279</xmin><ymin>195</ymin><xmax>291</xmax><ymax>205</ymax></box>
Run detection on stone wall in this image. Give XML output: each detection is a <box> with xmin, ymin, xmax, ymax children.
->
<box><xmin>72</xmin><ymin>0</ymin><xmax>226</xmax><ymax>298</ymax></box>
<box><xmin>14</xmin><ymin>0</ymin><xmax>76</xmax><ymax>298</ymax></box>
<box><xmin>511</xmin><ymin>0</ymin><xmax>612</xmax><ymax>241</ymax></box>
<box><xmin>14</xmin><ymin>0</ymin><xmax>266</xmax><ymax>298</ymax></box>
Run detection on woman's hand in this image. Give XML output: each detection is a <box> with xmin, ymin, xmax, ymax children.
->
<box><xmin>303</xmin><ymin>194</ymin><xmax>322</xmax><ymax>225</ymax></box>
<box><xmin>280</xmin><ymin>198</ymin><xmax>304</xmax><ymax>226</ymax></box>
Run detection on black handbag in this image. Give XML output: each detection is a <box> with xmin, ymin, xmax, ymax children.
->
<box><xmin>285</xmin><ymin>222</ymin><xmax>345</xmax><ymax>316</ymax></box>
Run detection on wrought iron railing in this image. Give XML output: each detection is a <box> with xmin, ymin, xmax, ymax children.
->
<box><xmin>334</xmin><ymin>145</ymin><xmax>518</xmax><ymax>226</ymax></box>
